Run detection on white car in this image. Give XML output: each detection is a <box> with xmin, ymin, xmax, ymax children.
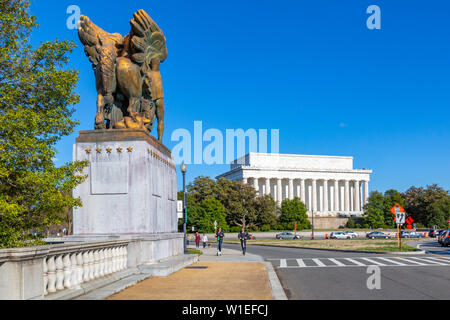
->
<box><xmin>343</xmin><ymin>230</ymin><xmax>358</xmax><ymax>238</ymax></box>
<box><xmin>330</xmin><ymin>232</ymin><xmax>352</xmax><ymax>239</ymax></box>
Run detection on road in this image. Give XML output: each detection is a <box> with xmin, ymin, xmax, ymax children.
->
<box><xmin>224</xmin><ymin>240</ymin><xmax>450</xmax><ymax>300</ymax></box>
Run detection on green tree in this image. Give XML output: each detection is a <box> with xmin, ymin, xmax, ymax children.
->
<box><xmin>186</xmin><ymin>197</ymin><xmax>228</xmax><ymax>233</ymax></box>
<box><xmin>426</xmin><ymin>196</ymin><xmax>450</xmax><ymax>229</ymax></box>
<box><xmin>279</xmin><ymin>198</ymin><xmax>310</xmax><ymax>229</ymax></box>
<box><xmin>0</xmin><ymin>0</ymin><xmax>87</xmax><ymax>248</ymax></box>
<box><xmin>216</xmin><ymin>178</ymin><xmax>258</xmax><ymax>228</ymax></box>
<box><xmin>403</xmin><ymin>184</ymin><xmax>449</xmax><ymax>226</ymax></box>
<box><xmin>363</xmin><ymin>191</ymin><xmax>385</xmax><ymax>228</ymax></box>
<box><xmin>253</xmin><ymin>195</ymin><xmax>278</xmax><ymax>228</ymax></box>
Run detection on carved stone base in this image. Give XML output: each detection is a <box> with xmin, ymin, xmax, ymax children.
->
<box><xmin>73</xmin><ymin>129</ymin><xmax>177</xmax><ymax>235</ymax></box>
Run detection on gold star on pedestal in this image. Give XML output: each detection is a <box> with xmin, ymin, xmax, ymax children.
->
<box><xmin>106</xmin><ymin>147</ymin><xmax>112</xmax><ymax>154</ymax></box>
<box><xmin>85</xmin><ymin>148</ymin><xmax>91</xmax><ymax>154</ymax></box>
<box><xmin>96</xmin><ymin>148</ymin><xmax>102</xmax><ymax>154</ymax></box>
<box><xmin>127</xmin><ymin>147</ymin><xmax>133</xmax><ymax>153</ymax></box>
<box><xmin>117</xmin><ymin>147</ymin><xmax>123</xmax><ymax>153</ymax></box>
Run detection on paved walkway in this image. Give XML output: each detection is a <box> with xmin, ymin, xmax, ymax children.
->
<box><xmin>106</xmin><ymin>245</ymin><xmax>273</xmax><ymax>300</ymax></box>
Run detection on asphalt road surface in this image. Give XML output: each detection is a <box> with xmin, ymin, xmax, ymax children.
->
<box><xmin>224</xmin><ymin>241</ymin><xmax>450</xmax><ymax>300</ymax></box>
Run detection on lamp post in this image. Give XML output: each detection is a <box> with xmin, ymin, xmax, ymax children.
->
<box><xmin>180</xmin><ymin>162</ymin><xmax>188</xmax><ymax>254</ymax></box>
<box><xmin>311</xmin><ymin>209</ymin><xmax>315</xmax><ymax>240</ymax></box>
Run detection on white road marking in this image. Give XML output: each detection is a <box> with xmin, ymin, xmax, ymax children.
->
<box><xmin>296</xmin><ymin>259</ymin><xmax>307</xmax><ymax>267</ymax></box>
<box><xmin>328</xmin><ymin>258</ymin><xmax>346</xmax><ymax>267</ymax></box>
<box><xmin>393</xmin><ymin>257</ymin><xmax>427</xmax><ymax>265</ymax></box>
<box><xmin>280</xmin><ymin>259</ymin><xmax>287</xmax><ymax>268</ymax></box>
<box><xmin>411</xmin><ymin>257</ymin><xmax>449</xmax><ymax>265</ymax></box>
<box><xmin>344</xmin><ymin>258</ymin><xmax>367</xmax><ymax>266</ymax></box>
<box><xmin>360</xmin><ymin>258</ymin><xmax>387</xmax><ymax>266</ymax></box>
<box><xmin>377</xmin><ymin>257</ymin><xmax>407</xmax><ymax>266</ymax></box>
<box><xmin>312</xmin><ymin>259</ymin><xmax>326</xmax><ymax>267</ymax></box>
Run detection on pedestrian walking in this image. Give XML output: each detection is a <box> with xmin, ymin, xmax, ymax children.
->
<box><xmin>202</xmin><ymin>234</ymin><xmax>208</xmax><ymax>249</ymax></box>
<box><xmin>238</xmin><ymin>227</ymin><xmax>249</xmax><ymax>255</ymax></box>
<box><xmin>195</xmin><ymin>232</ymin><xmax>200</xmax><ymax>248</ymax></box>
<box><xmin>216</xmin><ymin>227</ymin><xmax>225</xmax><ymax>256</ymax></box>
<box><xmin>187</xmin><ymin>234</ymin><xmax>190</xmax><ymax>246</ymax></box>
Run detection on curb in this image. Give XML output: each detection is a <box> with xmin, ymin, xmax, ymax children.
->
<box><xmin>236</xmin><ymin>243</ymin><xmax>425</xmax><ymax>255</ymax></box>
<box><xmin>264</xmin><ymin>262</ymin><xmax>288</xmax><ymax>300</ymax></box>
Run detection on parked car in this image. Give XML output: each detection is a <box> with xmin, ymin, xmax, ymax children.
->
<box><xmin>330</xmin><ymin>232</ymin><xmax>352</xmax><ymax>239</ymax></box>
<box><xmin>428</xmin><ymin>229</ymin><xmax>441</xmax><ymax>238</ymax></box>
<box><xmin>438</xmin><ymin>230</ymin><xmax>448</xmax><ymax>244</ymax></box>
<box><xmin>366</xmin><ymin>231</ymin><xmax>391</xmax><ymax>239</ymax></box>
<box><xmin>400</xmin><ymin>231</ymin><xmax>424</xmax><ymax>238</ymax></box>
<box><xmin>343</xmin><ymin>230</ymin><xmax>358</xmax><ymax>238</ymax></box>
<box><xmin>440</xmin><ymin>230</ymin><xmax>450</xmax><ymax>247</ymax></box>
<box><xmin>276</xmin><ymin>232</ymin><xmax>301</xmax><ymax>240</ymax></box>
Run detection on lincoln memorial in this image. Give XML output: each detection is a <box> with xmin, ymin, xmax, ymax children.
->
<box><xmin>217</xmin><ymin>153</ymin><xmax>372</xmax><ymax>218</ymax></box>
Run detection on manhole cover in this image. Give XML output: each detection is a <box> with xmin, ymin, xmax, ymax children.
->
<box><xmin>186</xmin><ymin>266</ymin><xmax>208</xmax><ymax>269</ymax></box>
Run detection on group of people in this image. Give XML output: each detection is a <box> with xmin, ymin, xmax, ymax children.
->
<box><xmin>187</xmin><ymin>227</ymin><xmax>250</xmax><ymax>256</ymax></box>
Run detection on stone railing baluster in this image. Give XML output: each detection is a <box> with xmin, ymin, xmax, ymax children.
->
<box><xmin>93</xmin><ymin>250</ymin><xmax>100</xmax><ymax>279</ymax></box>
<box><xmin>43</xmin><ymin>257</ymin><xmax>48</xmax><ymax>296</ymax></box>
<box><xmin>62</xmin><ymin>254</ymin><xmax>72</xmax><ymax>289</ymax></box>
<box><xmin>76</xmin><ymin>252</ymin><xmax>83</xmax><ymax>286</ymax></box>
<box><xmin>55</xmin><ymin>255</ymin><xmax>64</xmax><ymax>291</ymax></box>
<box><xmin>47</xmin><ymin>256</ymin><xmax>56</xmax><ymax>294</ymax></box>
<box><xmin>88</xmin><ymin>251</ymin><xmax>95</xmax><ymax>281</ymax></box>
<box><xmin>70</xmin><ymin>253</ymin><xmax>80</xmax><ymax>290</ymax></box>
<box><xmin>82</xmin><ymin>251</ymin><xmax>90</xmax><ymax>283</ymax></box>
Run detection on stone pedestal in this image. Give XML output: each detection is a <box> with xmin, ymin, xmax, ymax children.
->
<box><xmin>72</xmin><ymin>129</ymin><xmax>178</xmax><ymax>235</ymax></box>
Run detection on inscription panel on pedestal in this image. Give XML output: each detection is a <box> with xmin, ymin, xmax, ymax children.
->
<box><xmin>90</xmin><ymin>161</ymin><xmax>129</xmax><ymax>195</ymax></box>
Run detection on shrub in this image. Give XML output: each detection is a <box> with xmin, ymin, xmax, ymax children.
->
<box><xmin>230</xmin><ymin>226</ymin><xmax>241</xmax><ymax>232</ymax></box>
<box><xmin>346</xmin><ymin>220</ymin><xmax>355</xmax><ymax>228</ymax></box>
<box><xmin>260</xmin><ymin>224</ymin><xmax>271</xmax><ymax>232</ymax></box>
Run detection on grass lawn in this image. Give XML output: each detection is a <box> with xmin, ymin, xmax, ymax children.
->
<box><xmin>187</xmin><ymin>248</ymin><xmax>203</xmax><ymax>256</ymax></box>
<box><xmin>223</xmin><ymin>239</ymin><xmax>419</xmax><ymax>252</ymax></box>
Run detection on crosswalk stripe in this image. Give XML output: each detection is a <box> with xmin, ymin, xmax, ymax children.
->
<box><xmin>360</xmin><ymin>257</ymin><xmax>387</xmax><ymax>266</ymax></box>
<box><xmin>312</xmin><ymin>259</ymin><xmax>326</xmax><ymax>267</ymax></box>
<box><xmin>423</xmin><ymin>256</ymin><xmax>450</xmax><ymax>264</ymax></box>
<box><xmin>296</xmin><ymin>259</ymin><xmax>307</xmax><ymax>267</ymax></box>
<box><xmin>377</xmin><ymin>257</ymin><xmax>407</xmax><ymax>266</ymax></box>
<box><xmin>410</xmin><ymin>257</ymin><xmax>449</xmax><ymax>265</ymax></box>
<box><xmin>394</xmin><ymin>257</ymin><xmax>427</xmax><ymax>265</ymax></box>
<box><xmin>344</xmin><ymin>258</ymin><xmax>366</xmax><ymax>266</ymax></box>
<box><xmin>328</xmin><ymin>258</ymin><xmax>346</xmax><ymax>266</ymax></box>
<box><xmin>280</xmin><ymin>259</ymin><xmax>287</xmax><ymax>268</ymax></box>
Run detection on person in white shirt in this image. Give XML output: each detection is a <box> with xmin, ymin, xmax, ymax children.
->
<box><xmin>202</xmin><ymin>234</ymin><xmax>208</xmax><ymax>249</ymax></box>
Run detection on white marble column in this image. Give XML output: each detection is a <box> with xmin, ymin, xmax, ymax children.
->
<box><xmin>312</xmin><ymin>179</ymin><xmax>317</xmax><ymax>212</ymax></box>
<box><xmin>300</xmin><ymin>179</ymin><xmax>306</xmax><ymax>203</ymax></box>
<box><xmin>253</xmin><ymin>178</ymin><xmax>259</xmax><ymax>195</ymax></box>
<box><xmin>354</xmin><ymin>181</ymin><xmax>360</xmax><ymax>212</ymax></box>
<box><xmin>364</xmin><ymin>180</ymin><xmax>369</xmax><ymax>205</ymax></box>
<box><xmin>277</xmin><ymin>178</ymin><xmax>282</xmax><ymax>204</ymax></box>
<box><xmin>265</xmin><ymin>178</ymin><xmax>270</xmax><ymax>196</ymax></box>
<box><xmin>288</xmin><ymin>179</ymin><xmax>294</xmax><ymax>200</ymax></box>
<box><xmin>334</xmin><ymin>180</ymin><xmax>339</xmax><ymax>211</ymax></box>
<box><xmin>344</xmin><ymin>180</ymin><xmax>350</xmax><ymax>212</ymax></box>
<box><xmin>323</xmin><ymin>180</ymin><xmax>328</xmax><ymax>213</ymax></box>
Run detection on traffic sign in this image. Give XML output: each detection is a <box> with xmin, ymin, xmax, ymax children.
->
<box><xmin>390</xmin><ymin>203</ymin><xmax>405</xmax><ymax>215</ymax></box>
<box><xmin>396</xmin><ymin>211</ymin><xmax>406</xmax><ymax>225</ymax></box>
<box><xmin>177</xmin><ymin>201</ymin><xmax>183</xmax><ymax>219</ymax></box>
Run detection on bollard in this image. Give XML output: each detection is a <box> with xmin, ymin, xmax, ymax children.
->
<box><xmin>325</xmin><ymin>234</ymin><xmax>329</xmax><ymax>239</ymax></box>
<box><xmin>424</xmin><ymin>232</ymin><xmax>428</xmax><ymax>238</ymax></box>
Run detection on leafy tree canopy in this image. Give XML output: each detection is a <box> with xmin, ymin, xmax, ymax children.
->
<box><xmin>0</xmin><ymin>0</ymin><xmax>87</xmax><ymax>248</ymax></box>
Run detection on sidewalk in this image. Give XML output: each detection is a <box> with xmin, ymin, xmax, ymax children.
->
<box><xmin>106</xmin><ymin>244</ymin><xmax>275</xmax><ymax>300</ymax></box>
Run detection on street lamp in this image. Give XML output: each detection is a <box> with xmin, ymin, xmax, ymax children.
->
<box><xmin>311</xmin><ymin>209</ymin><xmax>315</xmax><ymax>240</ymax></box>
<box><xmin>180</xmin><ymin>162</ymin><xmax>188</xmax><ymax>254</ymax></box>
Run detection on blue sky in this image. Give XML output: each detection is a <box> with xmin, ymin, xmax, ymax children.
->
<box><xmin>29</xmin><ymin>0</ymin><xmax>450</xmax><ymax>193</ymax></box>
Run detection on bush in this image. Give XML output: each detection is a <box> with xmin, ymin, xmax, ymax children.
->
<box><xmin>273</xmin><ymin>224</ymin><xmax>285</xmax><ymax>230</ymax></box>
<box><xmin>346</xmin><ymin>220</ymin><xmax>355</xmax><ymax>228</ymax></box>
<box><xmin>230</xmin><ymin>226</ymin><xmax>241</xmax><ymax>232</ymax></box>
<box><xmin>248</xmin><ymin>225</ymin><xmax>259</xmax><ymax>232</ymax></box>
<box><xmin>260</xmin><ymin>224</ymin><xmax>271</xmax><ymax>232</ymax></box>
